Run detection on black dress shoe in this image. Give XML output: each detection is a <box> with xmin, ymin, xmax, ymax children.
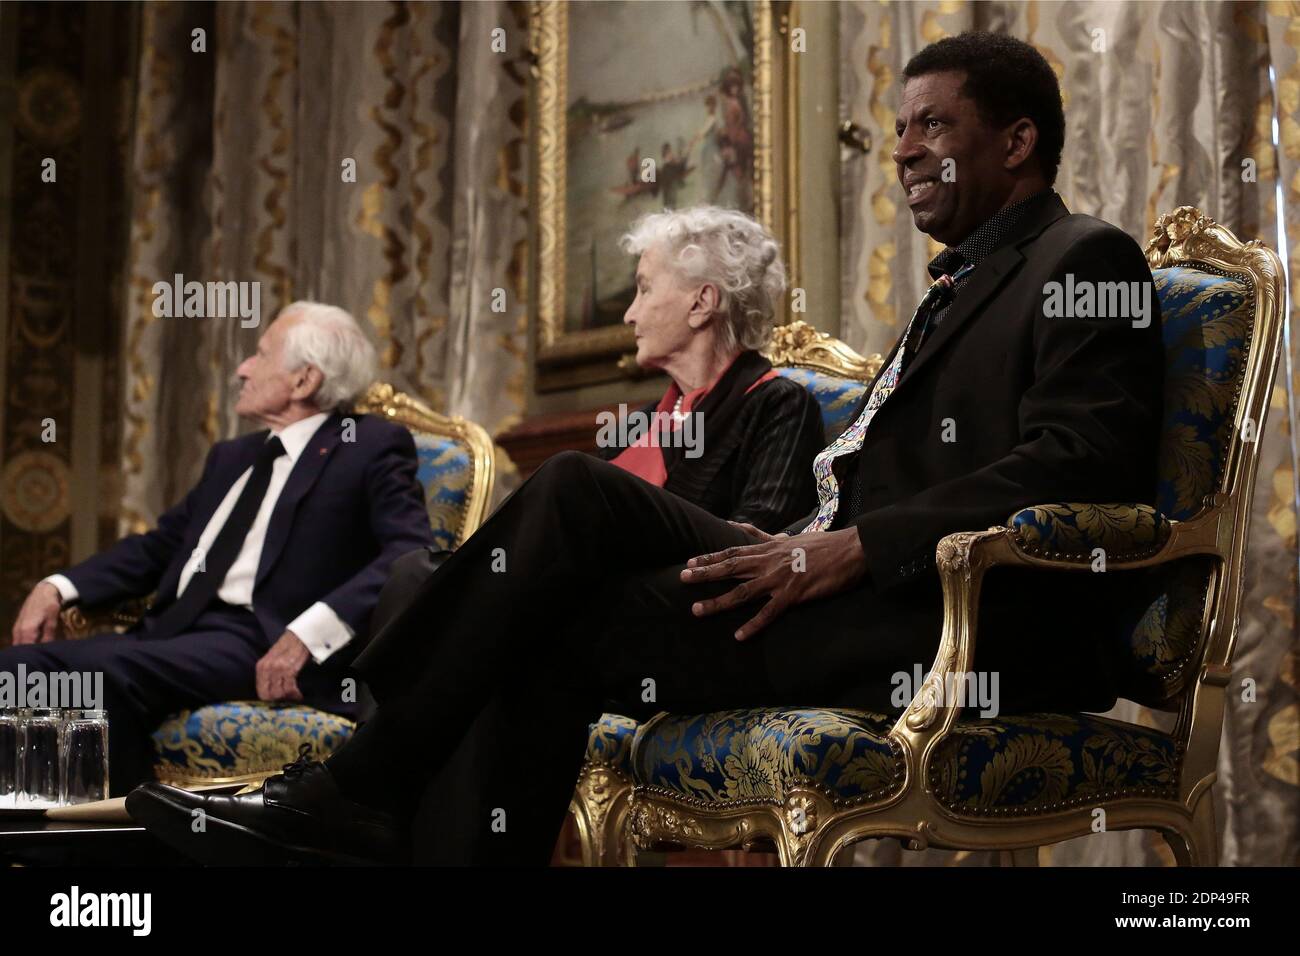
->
<box><xmin>126</xmin><ymin>744</ymin><xmax>408</xmax><ymax>866</ymax></box>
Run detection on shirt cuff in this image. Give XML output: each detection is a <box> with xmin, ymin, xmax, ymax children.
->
<box><xmin>41</xmin><ymin>574</ymin><xmax>79</xmax><ymax>606</ymax></box>
<box><xmin>288</xmin><ymin>602</ymin><xmax>355</xmax><ymax>663</ymax></box>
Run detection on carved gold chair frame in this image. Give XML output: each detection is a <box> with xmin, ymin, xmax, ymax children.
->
<box><xmin>610</xmin><ymin>207</ymin><xmax>1284</xmax><ymax>866</ymax></box>
<box><xmin>353</xmin><ymin>382</ymin><xmax>496</xmax><ymax>549</ymax></box>
<box><xmin>568</xmin><ymin>321</ymin><xmax>883</xmax><ymax>866</ymax></box>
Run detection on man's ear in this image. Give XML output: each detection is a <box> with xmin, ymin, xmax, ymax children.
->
<box><xmin>686</xmin><ymin>282</ymin><xmax>721</xmax><ymax>331</ymax></box>
<box><xmin>1004</xmin><ymin>117</ymin><xmax>1039</xmax><ymax>173</ymax></box>
<box><xmin>291</xmin><ymin>364</ymin><xmax>324</xmax><ymax>402</ymax></box>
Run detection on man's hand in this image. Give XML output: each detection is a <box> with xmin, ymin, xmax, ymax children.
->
<box><xmin>726</xmin><ymin>520</ymin><xmax>790</xmax><ymax>543</ymax></box>
<box><xmin>256</xmin><ymin>631</ymin><xmax>310</xmax><ymax>702</ymax></box>
<box><xmin>12</xmin><ymin>582</ymin><xmax>64</xmax><ymax>646</ymax></box>
<box><xmin>681</xmin><ymin>528</ymin><xmax>868</xmax><ymax>641</ymax></box>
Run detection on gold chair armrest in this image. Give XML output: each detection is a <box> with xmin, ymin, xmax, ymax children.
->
<box><xmin>60</xmin><ymin>598</ymin><xmax>151</xmax><ymax>639</ymax></box>
<box><xmin>888</xmin><ymin>497</ymin><xmax>1229</xmax><ymax>771</ymax></box>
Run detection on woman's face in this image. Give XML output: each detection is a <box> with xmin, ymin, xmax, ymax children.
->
<box><xmin>623</xmin><ymin>245</ymin><xmax>702</xmax><ymax>370</ymax></box>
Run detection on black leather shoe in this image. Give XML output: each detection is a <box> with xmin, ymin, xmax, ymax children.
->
<box><xmin>126</xmin><ymin>744</ymin><xmax>408</xmax><ymax>866</ymax></box>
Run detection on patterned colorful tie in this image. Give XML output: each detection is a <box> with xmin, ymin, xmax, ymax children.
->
<box><xmin>802</xmin><ymin>263</ymin><xmax>974</xmax><ymax>533</ymax></box>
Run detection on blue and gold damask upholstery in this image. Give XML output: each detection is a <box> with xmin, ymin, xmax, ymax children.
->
<box><xmin>1150</xmin><ymin>266</ymin><xmax>1251</xmax><ymax>522</ymax></box>
<box><xmin>633</xmin><ymin>708</ymin><xmax>902</xmax><ymax>805</ymax></box>
<box><xmin>1115</xmin><ymin>265</ymin><xmax>1251</xmax><ymax>703</ymax></box>
<box><xmin>585</xmin><ymin>713</ymin><xmax>639</xmax><ymax>771</ymax></box>
<box><xmin>152</xmin><ymin>702</ymin><xmax>356</xmax><ymax>785</ymax></box>
<box><xmin>629</xmin><ymin>707</ymin><xmax>1179</xmax><ymax>815</ymax></box>
<box><xmin>774</xmin><ymin>366</ymin><xmax>867</xmax><ymax>440</ymax></box>
<box><xmin>997</xmin><ymin>267</ymin><xmax>1251</xmax><ymax>704</ymax></box>
<box><xmin>413</xmin><ymin>434</ymin><xmax>474</xmax><ymax>552</ymax></box>
<box><xmin>1007</xmin><ymin>502</ymin><xmax>1173</xmax><ymax>560</ymax></box>
<box><xmin>764</xmin><ymin>319</ymin><xmax>880</xmax><ymax>441</ymax></box>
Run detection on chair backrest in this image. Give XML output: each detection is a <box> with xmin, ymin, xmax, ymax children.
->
<box><xmin>1117</xmin><ymin>208</ymin><xmax>1285</xmax><ymax>708</ymax></box>
<box><xmin>763</xmin><ymin>321</ymin><xmax>882</xmax><ymax>439</ymax></box>
<box><xmin>353</xmin><ymin>383</ymin><xmax>496</xmax><ymax>551</ymax></box>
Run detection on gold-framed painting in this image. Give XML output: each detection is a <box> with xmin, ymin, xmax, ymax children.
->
<box><xmin>530</xmin><ymin>0</ymin><xmax>793</xmax><ymax>391</ymax></box>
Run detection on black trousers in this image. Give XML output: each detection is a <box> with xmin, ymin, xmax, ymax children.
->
<box><xmin>340</xmin><ymin>451</ymin><xmax>948</xmax><ymax>864</ymax></box>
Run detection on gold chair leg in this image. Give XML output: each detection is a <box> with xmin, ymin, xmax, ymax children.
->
<box><xmin>1162</xmin><ymin>794</ymin><xmax>1218</xmax><ymax>866</ymax></box>
<box><xmin>571</xmin><ymin>764</ymin><xmax>634</xmax><ymax>866</ymax></box>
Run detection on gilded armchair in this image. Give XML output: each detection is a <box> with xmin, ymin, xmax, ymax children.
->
<box><xmin>569</xmin><ymin>322</ymin><xmax>884</xmax><ymax>865</ymax></box>
<box><xmin>590</xmin><ymin>207</ymin><xmax>1283</xmax><ymax>867</ymax></box>
<box><xmin>62</xmin><ymin>382</ymin><xmax>496</xmax><ymax>788</ymax></box>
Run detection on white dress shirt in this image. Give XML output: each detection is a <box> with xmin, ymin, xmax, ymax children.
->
<box><xmin>45</xmin><ymin>411</ymin><xmax>354</xmax><ymax>663</ymax></box>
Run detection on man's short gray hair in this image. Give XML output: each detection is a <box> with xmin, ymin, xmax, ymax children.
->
<box><xmin>278</xmin><ymin>301</ymin><xmax>378</xmax><ymax>411</ymax></box>
<box><xmin>618</xmin><ymin>205</ymin><xmax>787</xmax><ymax>353</ymax></box>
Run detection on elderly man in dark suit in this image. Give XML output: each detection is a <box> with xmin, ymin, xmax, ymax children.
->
<box><xmin>4</xmin><ymin>301</ymin><xmax>434</xmax><ymax>794</ymax></box>
<box><xmin>129</xmin><ymin>31</ymin><xmax>1166</xmax><ymax>865</ymax></box>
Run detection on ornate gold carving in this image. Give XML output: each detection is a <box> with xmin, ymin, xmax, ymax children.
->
<box><xmin>903</xmin><ymin>637</ymin><xmax>955</xmax><ymax>734</ymax></box>
<box><xmin>61</xmin><ymin>597</ymin><xmax>151</xmax><ymax>640</ymax></box>
<box><xmin>630</xmin><ymin>802</ymin><xmax>709</xmax><ymax>850</ymax></box>
<box><xmin>763</xmin><ymin>319</ymin><xmax>883</xmax><ymax>380</ymax></box>
<box><xmin>571</xmin><ymin>763</ymin><xmax>635</xmax><ymax>866</ymax></box>
<box><xmin>354</xmin><ymin>381</ymin><xmax>496</xmax><ymax>546</ymax></box>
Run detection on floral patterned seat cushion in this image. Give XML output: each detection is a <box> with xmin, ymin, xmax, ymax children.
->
<box><xmin>632</xmin><ymin>707</ymin><xmax>903</xmax><ymax>805</ymax></box>
<box><xmin>413</xmin><ymin>432</ymin><xmax>474</xmax><ymax>552</ymax></box>
<box><xmin>775</xmin><ymin>367</ymin><xmax>868</xmax><ymax>440</ymax></box>
<box><xmin>630</xmin><ymin>707</ymin><xmax>1179</xmax><ymax>814</ymax></box>
<box><xmin>152</xmin><ymin>701</ymin><xmax>355</xmax><ymax>783</ymax></box>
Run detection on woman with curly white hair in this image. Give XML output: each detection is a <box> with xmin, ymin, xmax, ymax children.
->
<box><xmin>598</xmin><ymin>204</ymin><xmax>824</xmax><ymax>530</ymax></box>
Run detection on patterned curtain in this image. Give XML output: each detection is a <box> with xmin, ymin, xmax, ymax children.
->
<box><xmin>120</xmin><ymin>0</ymin><xmax>528</xmax><ymax>534</ymax></box>
<box><xmin>840</xmin><ymin>0</ymin><xmax>1299</xmax><ymax>866</ymax></box>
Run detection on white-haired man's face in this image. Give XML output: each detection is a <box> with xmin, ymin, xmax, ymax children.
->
<box><xmin>234</xmin><ymin>311</ymin><xmax>319</xmax><ymax>422</ymax></box>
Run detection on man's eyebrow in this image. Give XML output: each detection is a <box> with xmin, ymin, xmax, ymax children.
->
<box><xmin>896</xmin><ymin>105</ymin><xmax>926</xmax><ymax>129</ymax></box>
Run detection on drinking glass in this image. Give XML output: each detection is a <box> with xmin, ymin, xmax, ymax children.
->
<box><xmin>61</xmin><ymin>709</ymin><xmax>109</xmax><ymax>805</ymax></box>
<box><xmin>0</xmin><ymin>710</ymin><xmax>17</xmax><ymax>808</ymax></box>
<box><xmin>18</xmin><ymin>707</ymin><xmax>62</xmax><ymax>807</ymax></box>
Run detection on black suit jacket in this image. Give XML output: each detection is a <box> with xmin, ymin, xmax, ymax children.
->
<box><xmin>788</xmin><ymin>194</ymin><xmax>1163</xmax><ymax>582</ymax></box>
<box><xmin>777</xmin><ymin>194</ymin><xmax>1165</xmax><ymax>712</ymax></box>
<box><xmin>65</xmin><ymin>412</ymin><xmax>435</xmax><ymax>665</ymax></box>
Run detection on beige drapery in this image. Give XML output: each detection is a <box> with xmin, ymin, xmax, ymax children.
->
<box><xmin>840</xmin><ymin>0</ymin><xmax>1299</xmax><ymax>866</ymax></box>
<box><xmin>119</xmin><ymin>0</ymin><xmax>528</xmax><ymax>532</ymax></box>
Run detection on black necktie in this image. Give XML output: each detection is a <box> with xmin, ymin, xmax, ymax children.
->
<box><xmin>149</xmin><ymin>436</ymin><xmax>286</xmax><ymax>639</ymax></box>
